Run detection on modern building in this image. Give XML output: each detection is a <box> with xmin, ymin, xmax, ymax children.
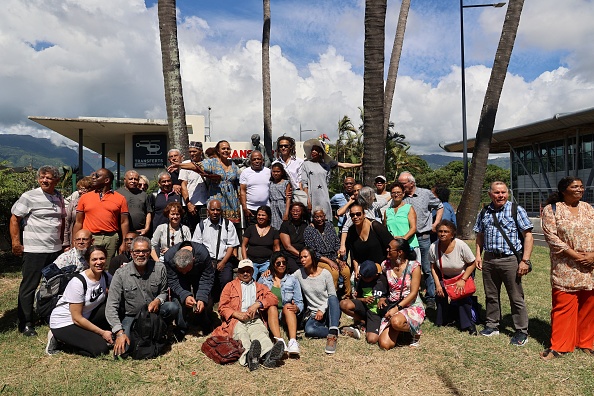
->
<box><xmin>444</xmin><ymin>107</ymin><xmax>594</xmax><ymax>214</ymax></box>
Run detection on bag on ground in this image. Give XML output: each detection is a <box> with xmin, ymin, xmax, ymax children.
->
<box><xmin>129</xmin><ymin>305</ymin><xmax>168</xmax><ymax>360</ymax></box>
<box><xmin>201</xmin><ymin>336</ymin><xmax>244</xmax><ymax>364</ymax></box>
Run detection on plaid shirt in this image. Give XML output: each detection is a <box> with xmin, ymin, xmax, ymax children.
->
<box><xmin>473</xmin><ymin>201</ymin><xmax>533</xmax><ymax>255</ymax></box>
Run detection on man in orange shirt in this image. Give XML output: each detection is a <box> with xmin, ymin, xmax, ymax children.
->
<box><xmin>73</xmin><ymin>168</ymin><xmax>129</xmax><ymax>259</ymax></box>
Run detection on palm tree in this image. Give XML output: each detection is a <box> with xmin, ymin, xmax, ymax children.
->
<box><xmin>262</xmin><ymin>0</ymin><xmax>273</xmax><ymax>160</ymax></box>
<box><xmin>158</xmin><ymin>0</ymin><xmax>189</xmax><ymax>156</ymax></box>
<box><xmin>362</xmin><ymin>0</ymin><xmax>388</xmax><ymax>187</ymax></box>
<box><xmin>456</xmin><ymin>0</ymin><xmax>525</xmax><ymax>238</ymax></box>
<box><xmin>383</xmin><ymin>0</ymin><xmax>411</xmax><ymax>139</ymax></box>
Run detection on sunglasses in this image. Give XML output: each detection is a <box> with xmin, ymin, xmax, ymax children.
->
<box><xmin>349</xmin><ymin>212</ymin><xmax>363</xmax><ymax>218</ymax></box>
<box><xmin>274</xmin><ymin>260</ymin><xmax>287</xmax><ymax>267</ymax></box>
<box><xmin>279</xmin><ymin>144</ymin><xmax>290</xmax><ymax>148</ymax></box>
<box><xmin>237</xmin><ymin>268</ymin><xmax>252</xmax><ymax>274</ymax></box>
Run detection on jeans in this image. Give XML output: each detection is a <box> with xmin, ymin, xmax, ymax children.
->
<box><xmin>304</xmin><ymin>295</ymin><xmax>340</xmax><ymax>338</ymax></box>
<box><xmin>253</xmin><ymin>260</ymin><xmax>270</xmax><ymax>281</ymax></box>
<box><xmin>417</xmin><ymin>235</ymin><xmax>435</xmax><ymax>302</ymax></box>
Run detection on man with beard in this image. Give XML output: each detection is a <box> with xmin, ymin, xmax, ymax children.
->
<box><xmin>116</xmin><ymin>170</ymin><xmax>152</xmax><ymax>237</ymax></box>
<box><xmin>108</xmin><ymin>232</ymin><xmax>138</xmax><ymax>275</ymax></box>
<box><xmin>54</xmin><ymin>229</ymin><xmax>94</xmax><ymax>272</ymax></box>
<box><xmin>106</xmin><ymin>237</ymin><xmax>178</xmax><ymax>357</ymax></box>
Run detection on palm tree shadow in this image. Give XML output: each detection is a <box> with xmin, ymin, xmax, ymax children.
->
<box><xmin>0</xmin><ymin>307</ymin><xmax>19</xmax><ymax>333</ymax></box>
<box><xmin>500</xmin><ymin>313</ymin><xmax>550</xmax><ymax>346</ymax></box>
<box><xmin>436</xmin><ymin>368</ymin><xmax>463</xmax><ymax>396</ymax></box>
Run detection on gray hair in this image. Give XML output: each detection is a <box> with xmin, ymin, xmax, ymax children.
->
<box><xmin>37</xmin><ymin>165</ymin><xmax>60</xmax><ymax>179</ymax></box>
<box><xmin>172</xmin><ymin>248</ymin><xmax>194</xmax><ymax>270</ymax></box>
<box><xmin>312</xmin><ymin>206</ymin><xmax>326</xmax><ymax>216</ymax></box>
<box><xmin>157</xmin><ymin>171</ymin><xmax>171</xmax><ymax>181</ymax></box>
<box><xmin>207</xmin><ymin>199</ymin><xmax>222</xmax><ymax>209</ymax></box>
<box><xmin>398</xmin><ymin>171</ymin><xmax>415</xmax><ymax>184</ymax></box>
<box><xmin>132</xmin><ymin>236</ymin><xmax>151</xmax><ymax>249</ymax></box>
<box><xmin>168</xmin><ymin>148</ymin><xmax>181</xmax><ymax>156</ymax></box>
<box><xmin>358</xmin><ymin>186</ymin><xmax>376</xmax><ymax>207</ymax></box>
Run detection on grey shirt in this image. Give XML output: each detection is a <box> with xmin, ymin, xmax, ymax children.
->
<box><xmin>106</xmin><ymin>260</ymin><xmax>168</xmax><ymax>333</ymax></box>
<box><xmin>404</xmin><ymin>187</ymin><xmax>443</xmax><ymax>234</ymax></box>
<box><xmin>192</xmin><ymin>218</ymin><xmax>240</xmax><ymax>260</ymax></box>
<box><xmin>294</xmin><ymin>268</ymin><xmax>335</xmax><ymax>314</ymax></box>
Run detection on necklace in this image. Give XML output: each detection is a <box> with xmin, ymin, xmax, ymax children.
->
<box><xmin>257</xmin><ymin>225</ymin><xmax>270</xmax><ymax>237</ymax></box>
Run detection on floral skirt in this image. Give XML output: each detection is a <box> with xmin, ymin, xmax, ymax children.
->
<box><xmin>379</xmin><ymin>304</ymin><xmax>425</xmax><ymax>335</ymax></box>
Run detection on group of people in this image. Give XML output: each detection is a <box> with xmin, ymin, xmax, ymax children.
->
<box><xmin>9</xmin><ymin>137</ymin><xmax>594</xmax><ymax>366</ymax></box>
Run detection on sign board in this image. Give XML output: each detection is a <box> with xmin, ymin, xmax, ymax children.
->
<box><xmin>133</xmin><ymin>134</ymin><xmax>167</xmax><ymax>168</ymax></box>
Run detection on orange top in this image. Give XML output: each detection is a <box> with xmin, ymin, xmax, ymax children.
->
<box><xmin>77</xmin><ymin>190</ymin><xmax>129</xmax><ymax>234</ymax></box>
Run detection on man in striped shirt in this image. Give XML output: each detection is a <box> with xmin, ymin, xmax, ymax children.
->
<box><xmin>10</xmin><ymin>165</ymin><xmax>66</xmax><ymax>337</ymax></box>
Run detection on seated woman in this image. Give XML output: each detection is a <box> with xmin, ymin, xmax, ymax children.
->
<box><xmin>303</xmin><ymin>207</ymin><xmax>351</xmax><ymax>298</ymax></box>
<box><xmin>47</xmin><ymin>246</ymin><xmax>113</xmax><ymax>357</ymax></box>
<box><xmin>258</xmin><ymin>251</ymin><xmax>304</xmax><ymax>357</ymax></box>
<box><xmin>340</xmin><ymin>260</ymin><xmax>388</xmax><ymax>344</ymax></box>
<box><xmin>279</xmin><ymin>202</ymin><xmax>309</xmax><ymax>274</ymax></box>
<box><xmin>378</xmin><ymin>238</ymin><xmax>425</xmax><ymax>350</ymax></box>
<box><xmin>241</xmin><ymin>205</ymin><xmax>280</xmax><ymax>280</ymax></box>
<box><xmin>294</xmin><ymin>247</ymin><xmax>340</xmax><ymax>355</ymax></box>
<box><xmin>151</xmin><ymin>202</ymin><xmax>192</xmax><ymax>263</ymax></box>
<box><xmin>429</xmin><ymin>220</ymin><xmax>477</xmax><ymax>335</ymax></box>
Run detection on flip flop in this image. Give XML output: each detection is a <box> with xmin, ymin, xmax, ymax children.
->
<box><xmin>539</xmin><ymin>348</ymin><xmax>565</xmax><ymax>360</ymax></box>
<box><xmin>577</xmin><ymin>347</ymin><xmax>594</xmax><ymax>356</ymax></box>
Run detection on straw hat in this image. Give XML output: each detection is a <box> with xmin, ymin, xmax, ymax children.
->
<box><xmin>303</xmin><ymin>138</ymin><xmax>334</xmax><ymax>163</ymax></box>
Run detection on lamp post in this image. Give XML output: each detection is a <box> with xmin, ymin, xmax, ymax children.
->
<box><xmin>299</xmin><ymin>124</ymin><xmax>316</xmax><ymax>142</ymax></box>
<box><xmin>460</xmin><ymin>1</ymin><xmax>506</xmax><ymax>183</ymax></box>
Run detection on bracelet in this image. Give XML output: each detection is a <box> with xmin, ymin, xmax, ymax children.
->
<box><xmin>116</xmin><ymin>332</ymin><xmax>125</xmax><ymax>338</ymax></box>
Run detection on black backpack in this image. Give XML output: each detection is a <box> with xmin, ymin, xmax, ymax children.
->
<box><xmin>128</xmin><ymin>304</ymin><xmax>168</xmax><ymax>359</ymax></box>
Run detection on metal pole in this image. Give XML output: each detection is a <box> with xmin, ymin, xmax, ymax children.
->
<box><xmin>460</xmin><ymin>0</ymin><xmax>469</xmax><ymax>183</ymax></box>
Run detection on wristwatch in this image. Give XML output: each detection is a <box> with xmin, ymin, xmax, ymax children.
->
<box><xmin>521</xmin><ymin>259</ymin><xmax>532</xmax><ymax>265</ymax></box>
<box><xmin>396</xmin><ymin>304</ymin><xmax>403</xmax><ymax>311</ymax></box>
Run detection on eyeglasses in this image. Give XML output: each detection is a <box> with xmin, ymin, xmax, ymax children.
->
<box><xmin>237</xmin><ymin>268</ymin><xmax>252</xmax><ymax>274</ymax></box>
<box><xmin>349</xmin><ymin>212</ymin><xmax>363</xmax><ymax>218</ymax></box>
<box><xmin>124</xmin><ymin>238</ymin><xmax>135</xmax><ymax>241</ymax></box>
<box><xmin>391</xmin><ymin>191</ymin><xmax>404</xmax><ymax>196</ymax></box>
<box><xmin>74</xmin><ymin>237</ymin><xmax>91</xmax><ymax>242</ymax></box>
<box><xmin>132</xmin><ymin>249</ymin><xmax>150</xmax><ymax>255</ymax></box>
<box><xmin>274</xmin><ymin>260</ymin><xmax>287</xmax><ymax>267</ymax></box>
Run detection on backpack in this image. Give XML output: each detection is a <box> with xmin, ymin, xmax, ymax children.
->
<box><xmin>36</xmin><ymin>265</ymin><xmax>109</xmax><ymax>323</ymax></box>
<box><xmin>128</xmin><ymin>304</ymin><xmax>168</xmax><ymax>360</ymax></box>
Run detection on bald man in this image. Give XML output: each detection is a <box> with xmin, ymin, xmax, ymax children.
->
<box><xmin>53</xmin><ymin>229</ymin><xmax>94</xmax><ymax>272</ymax></box>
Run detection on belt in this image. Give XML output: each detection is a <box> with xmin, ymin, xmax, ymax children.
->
<box><xmin>416</xmin><ymin>231</ymin><xmax>431</xmax><ymax>239</ymax></box>
<box><xmin>93</xmin><ymin>231</ymin><xmax>117</xmax><ymax>236</ymax></box>
<box><xmin>485</xmin><ymin>251</ymin><xmax>515</xmax><ymax>259</ymax></box>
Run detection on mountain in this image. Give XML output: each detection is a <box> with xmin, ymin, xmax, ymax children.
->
<box><xmin>418</xmin><ymin>154</ymin><xmax>510</xmax><ymax>170</ymax></box>
<box><xmin>0</xmin><ymin>134</ymin><xmax>111</xmax><ymax>174</ymax></box>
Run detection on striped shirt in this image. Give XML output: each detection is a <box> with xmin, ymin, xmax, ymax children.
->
<box><xmin>473</xmin><ymin>201</ymin><xmax>533</xmax><ymax>255</ymax></box>
<box><xmin>11</xmin><ymin>187</ymin><xmax>65</xmax><ymax>253</ymax></box>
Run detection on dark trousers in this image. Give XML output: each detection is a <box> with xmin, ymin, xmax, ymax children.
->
<box><xmin>184</xmin><ymin>204</ymin><xmax>204</xmax><ymax>234</ymax></box>
<box><xmin>435</xmin><ymin>294</ymin><xmax>474</xmax><ymax>330</ymax></box>
<box><xmin>51</xmin><ymin>302</ymin><xmax>110</xmax><ymax>357</ymax></box>
<box><xmin>211</xmin><ymin>259</ymin><xmax>235</xmax><ymax>303</ymax></box>
<box><xmin>18</xmin><ymin>251</ymin><xmax>61</xmax><ymax>329</ymax></box>
<box><xmin>482</xmin><ymin>254</ymin><xmax>528</xmax><ymax>333</ymax></box>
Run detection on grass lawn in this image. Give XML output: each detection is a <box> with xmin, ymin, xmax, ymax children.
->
<box><xmin>1</xmin><ymin>245</ymin><xmax>593</xmax><ymax>396</ymax></box>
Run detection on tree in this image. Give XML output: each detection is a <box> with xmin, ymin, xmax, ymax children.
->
<box><xmin>261</xmin><ymin>0</ymin><xmax>273</xmax><ymax>160</ymax></box>
<box><xmin>158</xmin><ymin>0</ymin><xmax>189</xmax><ymax>156</ymax></box>
<box><xmin>362</xmin><ymin>0</ymin><xmax>388</xmax><ymax>187</ymax></box>
<box><xmin>457</xmin><ymin>0</ymin><xmax>525</xmax><ymax>239</ymax></box>
<box><xmin>383</xmin><ymin>0</ymin><xmax>411</xmax><ymax>138</ymax></box>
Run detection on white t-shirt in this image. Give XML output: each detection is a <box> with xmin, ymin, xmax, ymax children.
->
<box><xmin>49</xmin><ymin>271</ymin><xmax>111</xmax><ymax>329</ymax></box>
<box><xmin>179</xmin><ymin>160</ymin><xmax>208</xmax><ymax>205</ymax></box>
<box><xmin>239</xmin><ymin>167</ymin><xmax>271</xmax><ymax>210</ymax></box>
<box><xmin>429</xmin><ymin>238</ymin><xmax>476</xmax><ymax>278</ymax></box>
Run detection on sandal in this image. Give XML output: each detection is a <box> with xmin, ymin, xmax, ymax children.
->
<box><xmin>539</xmin><ymin>348</ymin><xmax>565</xmax><ymax>360</ymax></box>
<box><xmin>577</xmin><ymin>347</ymin><xmax>594</xmax><ymax>356</ymax></box>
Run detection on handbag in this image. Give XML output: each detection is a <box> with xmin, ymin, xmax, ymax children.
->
<box><xmin>201</xmin><ymin>336</ymin><xmax>245</xmax><ymax>364</ymax></box>
<box><xmin>437</xmin><ymin>245</ymin><xmax>476</xmax><ymax>301</ymax></box>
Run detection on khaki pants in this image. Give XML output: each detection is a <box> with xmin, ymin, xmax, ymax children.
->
<box><xmin>233</xmin><ymin>318</ymin><xmax>273</xmax><ymax>366</ymax></box>
<box><xmin>93</xmin><ymin>233</ymin><xmax>120</xmax><ymax>261</ymax></box>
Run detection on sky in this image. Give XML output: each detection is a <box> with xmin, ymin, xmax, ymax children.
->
<box><xmin>1</xmin><ymin>0</ymin><xmax>593</xmax><ymax>155</ymax></box>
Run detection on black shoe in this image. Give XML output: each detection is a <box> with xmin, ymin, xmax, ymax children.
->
<box><xmin>247</xmin><ymin>340</ymin><xmax>261</xmax><ymax>372</ymax></box>
<box><xmin>262</xmin><ymin>340</ymin><xmax>285</xmax><ymax>369</ymax></box>
<box><xmin>172</xmin><ymin>328</ymin><xmax>186</xmax><ymax>343</ymax></box>
<box><xmin>22</xmin><ymin>325</ymin><xmax>37</xmax><ymax>337</ymax></box>
<box><xmin>425</xmin><ymin>300</ymin><xmax>437</xmax><ymax>310</ymax></box>
<box><xmin>466</xmin><ymin>325</ymin><xmax>478</xmax><ymax>336</ymax></box>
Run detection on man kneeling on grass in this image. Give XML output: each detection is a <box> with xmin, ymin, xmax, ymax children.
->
<box><xmin>211</xmin><ymin>259</ymin><xmax>284</xmax><ymax>371</ymax></box>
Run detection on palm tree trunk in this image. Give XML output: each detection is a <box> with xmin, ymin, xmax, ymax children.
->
<box><xmin>383</xmin><ymin>0</ymin><xmax>411</xmax><ymax>138</ymax></box>
<box><xmin>362</xmin><ymin>0</ymin><xmax>387</xmax><ymax>187</ymax></box>
<box><xmin>158</xmin><ymin>0</ymin><xmax>189</xmax><ymax>156</ymax></box>
<box><xmin>457</xmin><ymin>0</ymin><xmax>525</xmax><ymax>239</ymax></box>
<box><xmin>262</xmin><ymin>0</ymin><xmax>273</xmax><ymax>160</ymax></box>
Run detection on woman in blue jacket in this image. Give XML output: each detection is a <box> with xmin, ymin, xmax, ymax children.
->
<box><xmin>259</xmin><ymin>251</ymin><xmax>303</xmax><ymax>357</ymax></box>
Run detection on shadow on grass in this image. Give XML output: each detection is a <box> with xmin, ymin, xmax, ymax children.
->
<box><xmin>0</xmin><ymin>251</ymin><xmax>21</xmax><ymax>276</ymax></box>
<box><xmin>0</xmin><ymin>307</ymin><xmax>18</xmax><ymax>333</ymax></box>
<box><xmin>499</xmin><ymin>313</ymin><xmax>551</xmax><ymax>346</ymax></box>
<box><xmin>436</xmin><ymin>368</ymin><xmax>463</xmax><ymax>396</ymax></box>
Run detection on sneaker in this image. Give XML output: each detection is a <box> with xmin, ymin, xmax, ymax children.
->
<box><xmin>425</xmin><ymin>300</ymin><xmax>437</xmax><ymax>310</ymax></box>
<box><xmin>22</xmin><ymin>324</ymin><xmax>38</xmax><ymax>337</ymax></box>
<box><xmin>510</xmin><ymin>331</ymin><xmax>528</xmax><ymax>346</ymax></box>
<box><xmin>274</xmin><ymin>337</ymin><xmax>288</xmax><ymax>353</ymax></box>
<box><xmin>410</xmin><ymin>334</ymin><xmax>421</xmax><ymax>348</ymax></box>
<box><xmin>262</xmin><ymin>340</ymin><xmax>285</xmax><ymax>369</ymax></box>
<box><xmin>325</xmin><ymin>334</ymin><xmax>337</xmax><ymax>354</ymax></box>
<box><xmin>287</xmin><ymin>339</ymin><xmax>300</xmax><ymax>357</ymax></box>
<box><xmin>480</xmin><ymin>327</ymin><xmax>500</xmax><ymax>337</ymax></box>
<box><xmin>247</xmin><ymin>340</ymin><xmax>261</xmax><ymax>372</ymax></box>
<box><xmin>341</xmin><ymin>326</ymin><xmax>361</xmax><ymax>340</ymax></box>
<box><xmin>45</xmin><ymin>330</ymin><xmax>60</xmax><ymax>355</ymax></box>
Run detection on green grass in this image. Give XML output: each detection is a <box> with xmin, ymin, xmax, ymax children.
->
<box><xmin>1</xmin><ymin>246</ymin><xmax>594</xmax><ymax>395</ymax></box>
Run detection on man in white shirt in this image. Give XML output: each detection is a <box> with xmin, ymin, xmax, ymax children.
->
<box><xmin>192</xmin><ymin>199</ymin><xmax>239</xmax><ymax>301</ymax></box>
<box><xmin>54</xmin><ymin>229</ymin><xmax>94</xmax><ymax>272</ymax></box>
<box><xmin>239</xmin><ymin>151</ymin><xmax>271</xmax><ymax>225</ymax></box>
<box><xmin>179</xmin><ymin>141</ymin><xmax>208</xmax><ymax>233</ymax></box>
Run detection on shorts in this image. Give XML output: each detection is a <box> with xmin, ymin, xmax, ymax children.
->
<box><xmin>352</xmin><ymin>299</ymin><xmax>382</xmax><ymax>334</ymax></box>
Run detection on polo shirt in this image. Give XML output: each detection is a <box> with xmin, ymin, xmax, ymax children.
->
<box><xmin>76</xmin><ymin>190</ymin><xmax>129</xmax><ymax>234</ymax></box>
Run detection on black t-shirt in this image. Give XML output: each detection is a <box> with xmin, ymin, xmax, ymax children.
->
<box><xmin>346</xmin><ymin>220</ymin><xmax>393</xmax><ymax>264</ymax></box>
<box><xmin>356</xmin><ymin>273</ymin><xmax>389</xmax><ymax>300</ymax></box>
<box><xmin>279</xmin><ymin>220</ymin><xmax>308</xmax><ymax>257</ymax></box>
<box><xmin>244</xmin><ymin>225</ymin><xmax>280</xmax><ymax>263</ymax></box>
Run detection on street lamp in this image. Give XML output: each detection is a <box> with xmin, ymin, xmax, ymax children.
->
<box><xmin>460</xmin><ymin>1</ymin><xmax>506</xmax><ymax>183</ymax></box>
<box><xmin>299</xmin><ymin>124</ymin><xmax>316</xmax><ymax>141</ymax></box>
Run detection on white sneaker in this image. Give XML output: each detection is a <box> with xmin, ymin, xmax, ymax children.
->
<box><xmin>287</xmin><ymin>339</ymin><xmax>300</xmax><ymax>356</ymax></box>
<box><xmin>410</xmin><ymin>334</ymin><xmax>421</xmax><ymax>348</ymax></box>
<box><xmin>45</xmin><ymin>330</ymin><xmax>60</xmax><ymax>355</ymax></box>
<box><xmin>274</xmin><ymin>337</ymin><xmax>288</xmax><ymax>351</ymax></box>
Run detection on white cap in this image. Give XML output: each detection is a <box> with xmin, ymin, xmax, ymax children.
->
<box><xmin>238</xmin><ymin>259</ymin><xmax>253</xmax><ymax>269</ymax></box>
